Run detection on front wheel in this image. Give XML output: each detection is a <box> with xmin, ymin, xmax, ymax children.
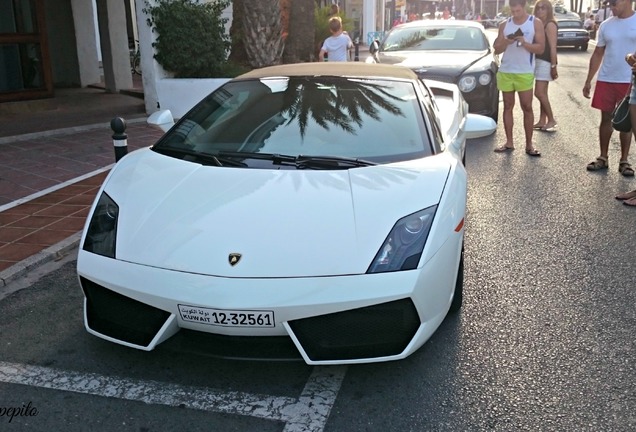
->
<box><xmin>580</xmin><ymin>43</ymin><xmax>588</xmax><ymax>51</ymax></box>
<box><xmin>449</xmin><ymin>245</ymin><xmax>464</xmax><ymax>313</ymax></box>
<box><xmin>489</xmin><ymin>92</ymin><xmax>500</xmax><ymax>123</ymax></box>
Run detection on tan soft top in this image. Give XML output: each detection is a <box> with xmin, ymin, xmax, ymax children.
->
<box><xmin>234</xmin><ymin>62</ymin><xmax>418</xmax><ymax>81</ymax></box>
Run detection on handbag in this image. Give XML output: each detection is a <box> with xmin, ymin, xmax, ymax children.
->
<box><xmin>612</xmin><ymin>91</ymin><xmax>632</xmax><ymax>133</ymax></box>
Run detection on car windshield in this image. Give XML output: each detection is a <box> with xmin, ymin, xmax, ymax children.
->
<box><xmin>153</xmin><ymin>76</ymin><xmax>431</xmax><ymax>167</ymax></box>
<box><xmin>558</xmin><ymin>20</ymin><xmax>583</xmax><ymax>29</ymax></box>
<box><xmin>381</xmin><ymin>26</ymin><xmax>488</xmax><ymax>51</ymax></box>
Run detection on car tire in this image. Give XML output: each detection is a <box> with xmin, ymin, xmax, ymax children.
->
<box><xmin>489</xmin><ymin>92</ymin><xmax>499</xmax><ymax>123</ymax></box>
<box><xmin>580</xmin><ymin>43</ymin><xmax>588</xmax><ymax>51</ymax></box>
<box><xmin>449</xmin><ymin>245</ymin><xmax>464</xmax><ymax>313</ymax></box>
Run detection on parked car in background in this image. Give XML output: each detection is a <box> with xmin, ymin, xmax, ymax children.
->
<box><xmin>556</xmin><ymin>18</ymin><xmax>590</xmax><ymax>51</ymax></box>
<box><xmin>554</xmin><ymin>5</ymin><xmax>582</xmax><ymax>20</ymax></box>
<box><xmin>77</xmin><ymin>62</ymin><xmax>496</xmax><ymax>365</ymax></box>
<box><xmin>367</xmin><ymin>20</ymin><xmax>500</xmax><ymax>121</ymax></box>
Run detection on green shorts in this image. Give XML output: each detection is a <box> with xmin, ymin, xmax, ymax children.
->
<box><xmin>497</xmin><ymin>72</ymin><xmax>534</xmax><ymax>92</ymax></box>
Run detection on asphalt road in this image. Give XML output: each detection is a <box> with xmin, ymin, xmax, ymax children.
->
<box><xmin>1</xmin><ymin>47</ymin><xmax>635</xmax><ymax>431</ymax></box>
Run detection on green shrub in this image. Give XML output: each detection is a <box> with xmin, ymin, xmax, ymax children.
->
<box><xmin>144</xmin><ymin>0</ymin><xmax>232</xmax><ymax>78</ymax></box>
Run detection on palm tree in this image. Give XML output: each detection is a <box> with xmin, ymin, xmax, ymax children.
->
<box><xmin>228</xmin><ymin>0</ymin><xmax>248</xmax><ymax>66</ymax></box>
<box><xmin>283</xmin><ymin>0</ymin><xmax>316</xmax><ymax>63</ymax></box>
<box><xmin>240</xmin><ymin>0</ymin><xmax>285</xmax><ymax>68</ymax></box>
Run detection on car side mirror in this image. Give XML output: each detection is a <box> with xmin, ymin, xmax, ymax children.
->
<box><xmin>465</xmin><ymin>114</ymin><xmax>497</xmax><ymax>139</ymax></box>
<box><xmin>369</xmin><ymin>40</ymin><xmax>379</xmax><ymax>54</ymax></box>
<box><xmin>147</xmin><ymin>109</ymin><xmax>175</xmax><ymax>133</ymax></box>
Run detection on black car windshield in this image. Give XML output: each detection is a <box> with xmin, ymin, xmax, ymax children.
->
<box><xmin>153</xmin><ymin>76</ymin><xmax>431</xmax><ymax>167</ymax></box>
<box><xmin>381</xmin><ymin>26</ymin><xmax>488</xmax><ymax>51</ymax></box>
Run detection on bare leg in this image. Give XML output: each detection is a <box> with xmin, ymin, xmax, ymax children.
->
<box><xmin>501</xmin><ymin>91</ymin><xmax>516</xmax><ymax>148</ymax></box>
<box><xmin>534</xmin><ymin>80</ymin><xmax>556</xmax><ymax>127</ymax></box>
<box><xmin>518</xmin><ymin>89</ymin><xmax>535</xmax><ymax>149</ymax></box>
<box><xmin>599</xmin><ymin>110</ymin><xmax>613</xmax><ymax>159</ymax></box>
<box><xmin>621</xmin><ymin>104</ymin><xmax>636</xmax><ymax>161</ymax></box>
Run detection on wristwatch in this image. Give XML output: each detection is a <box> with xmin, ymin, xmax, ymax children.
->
<box><xmin>551</xmin><ymin>64</ymin><xmax>557</xmax><ymax>69</ymax></box>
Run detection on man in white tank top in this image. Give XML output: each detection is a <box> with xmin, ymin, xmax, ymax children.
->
<box><xmin>493</xmin><ymin>0</ymin><xmax>546</xmax><ymax>156</ymax></box>
<box><xmin>582</xmin><ymin>0</ymin><xmax>636</xmax><ymax>177</ymax></box>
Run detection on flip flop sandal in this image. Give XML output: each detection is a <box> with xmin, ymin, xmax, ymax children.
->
<box><xmin>525</xmin><ymin>148</ymin><xmax>541</xmax><ymax>157</ymax></box>
<box><xmin>541</xmin><ymin>125</ymin><xmax>557</xmax><ymax>133</ymax></box>
<box><xmin>623</xmin><ymin>197</ymin><xmax>636</xmax><ymax>207</ymax></box>
<box><xmin>619</xmin><ymin>161</ymin><xmax>635</xmax><ymax>177</ymax></box>
<box><xmin>615</xmin><ymin>190</ymin><xmax>636</xmax><ymax>200</ymax></box>
<box><xmin>533</xmin><ymin>124</ymin><xmax>546</xmax><ymax>130</ymax></box>
<box><xmin>494</xmin><ymin>145</ymin><xmax>514</xmax><ymax>153</ymax></box>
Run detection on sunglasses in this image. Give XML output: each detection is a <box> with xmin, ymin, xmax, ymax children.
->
<box><xmin>536</xmin><ymin>5</ymin><xmax>548</xmax><ymax>10</ymax></box>
<box><xmin>609</xmin><ymin>0</ymin><xmax>620</xmax><ymax>5</ymax></box>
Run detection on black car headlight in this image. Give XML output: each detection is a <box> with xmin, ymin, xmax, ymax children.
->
<box><xmin>83</xmin><ymin>192</ymin><xmax>119</xmax><ymax>258</ymax></box>
<box><xmin>367</xmin><ymin>206</ymin><xmax>437</xmax><ymax>274</ymax></box>
<box><xmin>458</xmin><ymin>72</ymin><xmax>492</xmax><ymax>92</ymax></box>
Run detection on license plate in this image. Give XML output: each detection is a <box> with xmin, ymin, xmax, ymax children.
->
<box><xmin>177</xmin><ymin>304</ymin><xmax>275</xmax><ymax>328</ymax></box>
<box><xmin>565</xmin><ymin>32</ymin><xmax>576</xmax><ymax>38</ymax></box>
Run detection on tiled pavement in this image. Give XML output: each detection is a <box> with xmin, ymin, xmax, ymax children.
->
<box><xmin>0</xmin><ymin>91</ymin><xmax>165</xmax><ymax>283</ymax></box>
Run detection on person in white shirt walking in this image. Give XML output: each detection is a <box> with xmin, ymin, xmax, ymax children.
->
<box><xmin>319</xmin><ymin>17</ymin><xmax>353</xmax><ymax>62</ymax></box>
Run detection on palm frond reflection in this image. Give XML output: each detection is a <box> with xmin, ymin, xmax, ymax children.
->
<box><xmin>279</xmin><ymin>77</ymin><xmax>405</xmax><ymax>138</ymax></box>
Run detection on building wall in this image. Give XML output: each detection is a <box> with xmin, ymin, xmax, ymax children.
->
<box><xmin>44</xmin><ymin>0</ymin><xmax>80</xmax><ymax>87</ymax></box>
<box><xmin>71</xmin><ymin>0</ymin><xmax>101</xmax><ymax>87</ymax></box>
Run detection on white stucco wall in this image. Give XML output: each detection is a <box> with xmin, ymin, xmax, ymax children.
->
<box><xmin>71</xmin><ymin>0</ymin><xmax>101</xmax><ymax>86</ymax></box>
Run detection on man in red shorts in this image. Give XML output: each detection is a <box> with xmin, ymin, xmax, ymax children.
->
<box><xmin>582</xmin><ymin>0</ymin><xmax>636</xmax><ymax>177</ymax></box>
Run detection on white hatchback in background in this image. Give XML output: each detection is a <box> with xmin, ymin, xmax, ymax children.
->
<box><xmin>77</xmin><ymin>63</ymin><xmax>495</xmax><ymax>365</ymax></box>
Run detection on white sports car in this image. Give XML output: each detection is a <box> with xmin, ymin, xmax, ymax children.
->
<box><xmin>77</xmin><ymin>63</ymin><xmax>495</xmax><ymax>365</ymax></box>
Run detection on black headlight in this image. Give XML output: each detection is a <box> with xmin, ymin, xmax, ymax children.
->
<box><xmin>367</xmin><ymin>206</ymin><xmax>437</xmax><ymax>273</ymax></box>
<box><xmin>83</xmin><ymin>192</ymin><xmax>119</xmax><ymax>258</ymax></box>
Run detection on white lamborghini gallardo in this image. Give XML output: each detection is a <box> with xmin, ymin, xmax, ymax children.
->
<box><xmin>77</xmin><ymin>63</ymin><xmax>496</xmax><ymax>365</ymax></box>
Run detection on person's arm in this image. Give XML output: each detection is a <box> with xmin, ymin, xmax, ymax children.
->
<box><xmin>493</xmin><ymin>21</ymin><xmax>512</xmax><ymax>54</ymax></box>
<box><xmin>546</xmin><ymin>21</ymin><xmax>558</xmax><ymax>79</ymax></box>
<box><xmin>583</xmin><ymin>46</ymin><xmax>605</xmax><ymax>98</ymax></box>
<box><xmin>517</xmin><ymin>17</ymin><xmax>545</xmax><ymax>54</ymax></box>
<box><xmin>319</xmin><ymin>48</ymin><xmax>327</xmax><ymax>62</ymax></box>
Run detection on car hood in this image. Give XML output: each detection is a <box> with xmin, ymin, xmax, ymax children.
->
<box><xmin>376</xmin><ymin>50</ymin><xmax>488</xmax><ymax>76</ymax></box>
<box><xmin>101</xmin><ymin>149</ymin><xmax>452</xmax><ymax>278</ymax></box>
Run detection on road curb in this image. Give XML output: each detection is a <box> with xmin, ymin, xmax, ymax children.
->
<box><xmin>0</xmin><ymin>116</ymin><xmax>148</xmax><ymax>145</ymax></box>
<box><xmin>0</xmin><ymin>233</ymin><xmax>81</xmax><ymax>288</ymax></box>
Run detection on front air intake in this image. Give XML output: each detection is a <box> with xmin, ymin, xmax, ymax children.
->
<box><xmin>288</xmin><ymin>298</ymin><xmax>420</xmax><ymax>361</ymax></box>
<box><xmin>80</xmin><ymin>277</ymin><xmax>171</xmax><ymax>347</ymax></box>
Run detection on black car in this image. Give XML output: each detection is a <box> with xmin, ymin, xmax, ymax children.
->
<box><xmin>556</xmin><ymin>19</ymin><xmax>590</xmax><ymax>51</ymax></box>
<box><xmin>368</xmin><ymin>20</ymin><xmax>500</xmax><ymax>122</ymax></box>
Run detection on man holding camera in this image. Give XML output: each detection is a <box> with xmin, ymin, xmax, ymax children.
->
<box><xmin>493</xmin><ymin>0</ymin><xmax>545</xmax><ymax>156</ymax></box>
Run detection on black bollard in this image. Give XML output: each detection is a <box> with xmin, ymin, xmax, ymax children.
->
<box><xmin>354</xmin><ymin>37</ymin><xmax>360</xmax><ymax>62</ymax></box>
<box><xmin>352</xmin><ymin>32</ymin><xmax>361</xmax><ymax>62</ymax></box>
<box><xmin>110</xmin><ymin>117</ymin><xmax>128</xmax><ymax>162</ymax></box>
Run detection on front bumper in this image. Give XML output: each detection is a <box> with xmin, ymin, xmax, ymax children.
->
<box><xmin>77</xmin><ymin>233</ymin><xmax>461</xmax><ymax>365</ymax></box>
<box><xmin>462</xmin><ymin>82</ymin><xmax>498</xmax><ymax>117</ymax></box>
<box><xmin>557</xmin><ymin>36</ymin><xmax>589</xmax><ymax>47</ymax></box>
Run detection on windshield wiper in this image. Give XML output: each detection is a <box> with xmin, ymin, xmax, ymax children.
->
<box><xmin>295</xmin><ymin>155</ymin><xmax>377</xmax><ymax>169</ymax></box>
<box><xmin>218</xmin><ymin>151</ymin><xmax>376</xmax><ymax>170</ymax></box>
<box><xmin>217</xmin><ymin>151</ymin><xmax>297</xmax><ymax>164</ymax></box>
<box><xmin>153</xmin><ymin>147</ymin><xmax>246</xmax><ymax>167</ymax></box>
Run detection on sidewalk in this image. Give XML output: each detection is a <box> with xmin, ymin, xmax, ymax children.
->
<box><xmin>0</xmin><ymin>87</ymin><xmax>164</xmax><ymax>286</ymax></box>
